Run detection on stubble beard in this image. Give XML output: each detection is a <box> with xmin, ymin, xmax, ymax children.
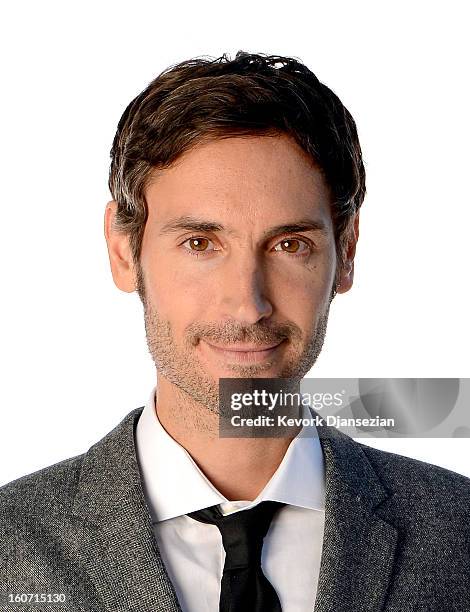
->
<box><xmin>136</xmin><ymin>263</ymin><xmax>333</xmax><ymax>416</ymax></box>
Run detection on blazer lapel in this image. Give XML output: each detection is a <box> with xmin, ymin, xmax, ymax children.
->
<box><xmin>311</xmin><ymin>409</ymin><xmax>399</xmax><ymax>612</ymax></box>
<box><xmin>72</xmin><ymin>407</ymin><xmax>182</xmax><ymax>612</ymax></box>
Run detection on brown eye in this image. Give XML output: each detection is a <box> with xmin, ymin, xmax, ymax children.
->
<box><xmin>273</xmin><ymin>239</ymin><xmax>308</xmax><ymax>254</ymax></box>
<box><xmin>185</xmin><ymin>237</ymin><xmax>211</xmax><ymax>251</ymax></box>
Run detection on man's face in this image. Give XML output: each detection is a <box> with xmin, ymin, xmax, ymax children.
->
<box><xmin>134</xmin><ymin>134</ymin><xmax>339</xmax><ymax>412</ymax></box>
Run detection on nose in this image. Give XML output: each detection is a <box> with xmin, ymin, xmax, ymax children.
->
<box><xmin>217</xmin><ymin>253</ymin><xmax>273</xmax><ymax>325</ymax></box>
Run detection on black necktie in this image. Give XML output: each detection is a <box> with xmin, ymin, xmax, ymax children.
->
<box><xmin>187</xmin><ymin>500</ymin><xmax>285</xmax><ymax>612</ymax></box>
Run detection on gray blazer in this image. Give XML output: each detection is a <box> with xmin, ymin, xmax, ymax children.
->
<box><xmin>1</xmin><ymin>406</ymin><xmax>469</xmax><ymax>612</ymax></box>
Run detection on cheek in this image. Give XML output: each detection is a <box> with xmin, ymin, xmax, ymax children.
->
<box><xmin>275</xmin><ymin>278</ymin><xmax>327</xmax><ymax>333</ymax></box>
<box><xmin>272</xmin><ymin>256</ymin><xmax>335</xmax><ymax>306</ymax></box>
<box><xmin>144</xmin><ymin>258</ymin><xmax>212</xmax><ymax>330</ymax></box>
<box><xmin>269</xmin><ymin>256</ymin><xmax>336</xmax><ymax>337</ymax></box>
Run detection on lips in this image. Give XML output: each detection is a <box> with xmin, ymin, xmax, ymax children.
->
<box><xmin>200</xmin><ymin>339</ymin><xmax>285</xmax><ymax>364</ymax></box>
<box><xmin>203</xmin><ymin>340</ymin><xmax>283</xmax><ymax>352</ymax></box>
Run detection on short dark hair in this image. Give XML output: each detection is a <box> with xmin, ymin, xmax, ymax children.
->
<box><xmin>109</xmin><ymin>51</ymin><xmax>366</xmax><ymax>272</ymax></box>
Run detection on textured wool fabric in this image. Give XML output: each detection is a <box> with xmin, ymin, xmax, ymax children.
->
<box><xmin>0</xmin><ymin>405</ymin><xmax>469</xmax><ymax>612</ymax></box>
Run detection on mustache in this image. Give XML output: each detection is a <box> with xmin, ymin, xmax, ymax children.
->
<box><xmin>185</xmin><ymin>320</ymin><xmax>302</xmax><ymax>347</ymax></box>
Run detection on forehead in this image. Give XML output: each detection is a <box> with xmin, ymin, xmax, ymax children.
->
<box><xmin>144</xmin><ymin>134</ymin><xmax>333</xmax><ymax>230</ymax></box>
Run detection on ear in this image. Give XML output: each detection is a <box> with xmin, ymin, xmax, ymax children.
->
<box><xmin>104</xmin><ymin>200</ymin><xmax>136</xmax><ymax>293</ymax></box>
<box><xmin>336</xmin><ymin>211</ymin><xmax>360</xmax><ymax>295</ymax></box>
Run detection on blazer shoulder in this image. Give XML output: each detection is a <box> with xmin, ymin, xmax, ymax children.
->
<box><xmin>0</xmin><ymin>452</ymin><xmax>85</xmax><ymax>518</ymax></box>
<box><xmin>0</xmin><ymin>406</ymin><xmax>145</xmax><ymax>521</ymax></box>
<box><xmin>358</xmin><ymin>441</ymin><xmax>470</xmax><ymax>514</ymax></box>
<box><xmin>0</xmin><ymin>406</ymin><xmax>144</xmax><ymax>517</ymax></box>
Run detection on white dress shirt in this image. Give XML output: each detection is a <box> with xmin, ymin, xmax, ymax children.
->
<box><xmin>135</xmin><ymin>386</ymin><xmax>326</xmax><ymax>612</ymax></box>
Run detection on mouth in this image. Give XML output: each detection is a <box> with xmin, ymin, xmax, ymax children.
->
<box><xmin>201</xmin><ymin>339</ymin><xmax>285</xmax><ymax>363</ymax></box>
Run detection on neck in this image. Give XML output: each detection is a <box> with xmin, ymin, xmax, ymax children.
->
<box><xmin>154</xmin><ymin>375</ymin><xmax>298</xmax><ymax>501</ymax></box>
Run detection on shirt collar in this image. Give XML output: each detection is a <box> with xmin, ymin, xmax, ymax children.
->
<box><xmin>136</xmin><ymin>386</ymin><xmax>325</xmax><ymax>522</ymax></box>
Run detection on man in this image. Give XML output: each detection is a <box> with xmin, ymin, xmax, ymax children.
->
<box><xmin>1</xmin><ymin>52</ymin><xmax>469</xmax><ymax>612</ymax></box>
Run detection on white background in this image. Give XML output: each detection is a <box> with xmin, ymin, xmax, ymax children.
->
<box><xmin>1</xmin><ymin>1</ymin><xmax>469</xmax><ymax>485</ymax></box>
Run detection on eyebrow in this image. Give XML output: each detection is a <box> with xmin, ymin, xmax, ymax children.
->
<box><xmin>158</xmin><ymin>215</ymin><xmax>329</xmax><ymax>239</ymax></box>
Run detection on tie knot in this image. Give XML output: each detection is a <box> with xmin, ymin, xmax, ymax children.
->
<box><xmin>188</xmin><ymin>500</ymin><xmax>285</xmax><ymax>570</ymax></box>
